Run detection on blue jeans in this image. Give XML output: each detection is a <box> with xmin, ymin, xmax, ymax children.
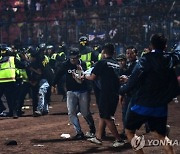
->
<box><xmin>37</xmin><ymin>79</ymin><xmax>50</xmax><ymax>113</ymax></box>
<box><xmin>67</xmin><ymin>91</ymin><xmax>95</xmax><ymax>134</ymax></box>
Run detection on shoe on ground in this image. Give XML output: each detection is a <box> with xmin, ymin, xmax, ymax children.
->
<box><xmin>112</xmin><ymin>140</ymin><xmax>125</xmax><ymax>147</ymax></box>
<box><xmin>17</xmin><ymin>110</ymin><xmax>25</xmax><ymax>117</ymax></box>
<box><xmin>72</xmin><ymin>133</ymin><xmax>85</xmax><ymax>140</ymax></box>
<box><xmin>119</xmin><ymin>133</ymin><xmax>128</xmax><ymax>143</ymax></box>
<box><xmin>33</xmin><ymin>111</ymin><xmax>42</xmax><ymax>117</ymax></box>
<box><xmin>166</xmin><ymin>125</ymin><xmax>170</xmax><ymax>137</ymax></box>
<box><xmin>85</xmin><ymin>132</ymin><xmax>95</xmax><ymax>138</ymax></box>
<box><xmin>77</xmin><ymin>112</ymin><xmax>81</xmax><ymax>116</ymax></box>
<box><xmin>87</xmin><ymin>137</ymin><xmax>102</xmax><ymax>145</ymax></box>
<box><xmin>13</xmin><ymin>112</ymin><xmax>18</xmax><ymax>119</ymax></box>
<box><xmin>119</xmin><ymin>132</ymin><xmax>127</xmax><ymax>140</ymax></box>
<box><xmin>0</xmin><ymin>112</ymin><xmax>13</xmax><ymax>117</ymax></box>
<box><xmin>42</xmin><ymin>111</ymin><xmax>49</xmax><ymax>115</ymax></box>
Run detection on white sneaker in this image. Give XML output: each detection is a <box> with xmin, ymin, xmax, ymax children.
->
<box><xmin>112</xmin><ymin>140</ymin><xmax>125</xmax><ymax>147</ymax></box>
<box><xmin>85</xmin><ymin>132</ymin><xmax>95</xmax><ymax>138</ymax></box>
<box><xmin>77</xmin><ymin>112</ymin><xmax>81</xmax><ymax>116</ymax></box>
<box><xmin>87</xmin><ymin>137</ymin><xmax>102</xmax><ymax>145</ymax></box>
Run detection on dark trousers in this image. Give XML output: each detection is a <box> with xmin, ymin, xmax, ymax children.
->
<box><xmin>0</xmin><ymin>82</ymin><xmax>16</xmax><ymax>115</ymax></box>
<box><xmin>57</xmin><ymin>75</ymin><xmax>66</xmax><ymax>98</ymax></box>
<box><xmin>31</xmin><ymin>84</ymin><xmax>39</xmax><ymax>112</ymax></box>
<box><xmin>17</xmin><ymin>82</ymin><xmax>31</xmax><ymax>113</ymax></box>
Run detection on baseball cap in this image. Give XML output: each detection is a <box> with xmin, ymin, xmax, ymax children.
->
<box><xmin>69</xmin><ymin>48</ymin><xmax>80</xmax><ymax>58</ymax></box>
<box><xmin>116</xmin><ymin>54</ymin><xmax>127</xmax><ymax>61</ymax></box>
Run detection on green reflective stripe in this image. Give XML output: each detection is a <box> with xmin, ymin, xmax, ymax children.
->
<box><xmin>0</xmin><ymin>56</ymin><xmax>16</xmax><ymax>82</ymax></box>
<box><xmin>16</xmin><ymin>54</ymin><xmax>21</xmax><ymax>61</ymax></box>
<box><xmin>16</xmin><ymin>68</ymin><xmax>21</xmax><ymax>79</ymax></box>
<box><xmin>51</xmin><ymin>53</ymin><xmax>57</xmax><ymax>60</ymax></box>
<box><xmin>98</xmin><ymin>53</ymin><xmax>102</xmax><ymax>60</ymax></box>
<box><xmin>86</xmin><ymin>62</ymin><xmax>92</xmax><ymax>69</ymax></box>
<box><xmin>46</xmin><ymin>55</ymin><xmax>50</xmax><ymax>61</ymax></box>
<box><xmin>58</xmin><ymin>52</ymin><xmax>65</xmax><ymax>56</ymax></box>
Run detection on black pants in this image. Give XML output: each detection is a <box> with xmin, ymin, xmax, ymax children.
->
<box><xmin>17</xmin><ymin>82</ymin><xmax>31</xmax><ymax>113</ymax></box>
<box><xmin>31</xmin><ymin>84</ymin><xmax>39</xmax><ymax>112</ymax></box>
<box><xmin>0</xmin><ymin>82</ymin><xmax>16</xmax><ymax>115</ymax></box>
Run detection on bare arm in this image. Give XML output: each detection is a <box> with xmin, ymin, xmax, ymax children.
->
<box><xmin>84</xmin><ymin>73</ymin><xmax>97</xmax><ymax>81</ymax></box>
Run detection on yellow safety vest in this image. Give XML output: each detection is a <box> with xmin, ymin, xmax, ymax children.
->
<box><xmin>0</xmin><ymin>56</ymin><xmax>16</xmax><ymax>83</ymax></box>
<box><xmin>80</xmin><ymin>52</ymin><xmax>92</xmax><ymax>69</ymax></box>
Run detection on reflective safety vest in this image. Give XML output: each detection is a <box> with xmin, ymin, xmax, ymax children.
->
<box><xmin>42</xmin><ymin>55</ymin><xmax>50</xmax><ymax>67</ymax></box>
<box><xmin>80</xmin><ymin>52</ymin><xmax>92</xmax><ymax>69</ymax></box>
<box><xmin>0</xmin><ymin>56</ymin><xmax>16</xmax><ymax>83</ymax></box>
<box><xmin>16</xmin><ymin>68</ymin><xmax>28</xmax><ymax>82</ymax></box>
<box><xmin>51</xmin><ymin>52</ymin><xmax>66</xmax><ymax>60</ymax></box>
<box><xmin>21</xmin><ymin>69</ymin><xmax>28</xmax><ymax>82</ymax></box>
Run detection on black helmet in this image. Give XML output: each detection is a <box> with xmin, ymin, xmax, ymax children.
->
<box><xmin>28</xmin><ymin>46</ymin><xmax>38</xmax><ymax>57</ymax></box>
<box><xmin>0</xmin><ymin>47</ymin><xmax>13</xmax><ymax>56</ymax></box>
<box><xmin>79</xmin><ymin>36</ymin><xmax>88</xmax><ymax>46</ymax></box>
<box><xmin>46</xmin><ymin>45</ymin><xmax>55</xmax><ymax>52</ymax></box>
<box><xmin>39</xmin><ymin>43</ymin><xmax>46</xmax><ymax>49</ymax></box>
<box><xmin>94</xmin><ymin>44</ymin><xmax>101</xmax><ymax>53</ymax></box>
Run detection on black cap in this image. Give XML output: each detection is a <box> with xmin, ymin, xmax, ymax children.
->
<box><xmin>69</xmin><ymin>48</ymin><xmax>80</xmax><ymax>58</ymax></box>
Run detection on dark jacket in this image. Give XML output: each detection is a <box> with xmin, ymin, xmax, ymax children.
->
<box><xmin>119</xmin><ymin>50</ymin><xmax>180</xmax><ymax>107</ymax></box>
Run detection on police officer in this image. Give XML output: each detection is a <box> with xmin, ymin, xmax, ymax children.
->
<box><xmin>79</xmin><ymin>36</ymin><xmax>97</xmax><ymax>69</ymax></box>
<box><xmin>0</xmin><ymin>47</ymin><xmax>27</xmax><ymax>118</ymax></box>
<box><xmin>51</xmin><ymin>44</ymin><xmax>67</xmax><ymax>101</ymax></box>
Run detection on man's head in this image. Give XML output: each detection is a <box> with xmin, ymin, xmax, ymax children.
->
<box><xmin>101</xmin><ymin>43</ymin><xmax>115</xmax><ymax>58</ymax></box>
<box><xmin>46</xmin><ymin>45</ymin><xmax>54</xmax><ymax>56</ymax></box>
<box><xmin>126</xmin><ymin>46</ymin><xmax>137</xmax><ymax>62</ymax></box>
<box><xmin>116</xmin><ymin>54</ymin><xmax>127</xmax><ymax>69</ymax></box>
<box><xmin>69</xmin><ymin>48</ymin><xmax>80</xmax><ymax>65</ymax></box>
<box><xmin>150</xmin><ymin>33</ymin><xmax>167</xmax><ymax>51</ymax></box>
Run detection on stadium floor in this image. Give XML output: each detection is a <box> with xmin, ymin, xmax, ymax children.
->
<box><xmin>0</xmin><ymin>94</ymin><xmax>180</xmax><ymax>154</ymax></box>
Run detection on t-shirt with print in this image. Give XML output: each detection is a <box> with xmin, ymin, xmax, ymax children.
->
<box><xmin>53</xmin><ymin>59</ymin><xmax>88</xmax><ymax>91</ymax></box>
<box><xmin>92</xmin><ymin>57</ymin><xmax>120</xmax><ymax>94</ymax></box>
<box><xmin>92</xmin><ymin>57</ymin><xmax>120</xmax><ymax>118</ymax></box>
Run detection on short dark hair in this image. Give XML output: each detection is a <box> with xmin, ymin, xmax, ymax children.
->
<box><xmin>102</xmin><ymin>43</ymin><xmax>114</xmax><ymax>56</ymax></box>
<box><xmin>126</xmin><ymin>46</ymin><xmax>138</xmax><ymax>54</ymax></box>
<box><xmin>150</xmin><ymin>33</ymin><xmax>167</xmax><ymax>50</ymax></box>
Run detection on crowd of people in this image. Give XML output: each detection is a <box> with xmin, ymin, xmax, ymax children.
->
<box><xmin>0</xmin><ymin>0</ymin><xmax>180</xmax><ymax>153</ymax></box>
<box><xmin>0</xmin><ymin>0</ymin><xmax>179</xmax><ymax>52</ymax></box>
<box><xmin>0</xmin><ymin>33</ymin><xmax>179</xmax><ymax>153</ymax></box>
